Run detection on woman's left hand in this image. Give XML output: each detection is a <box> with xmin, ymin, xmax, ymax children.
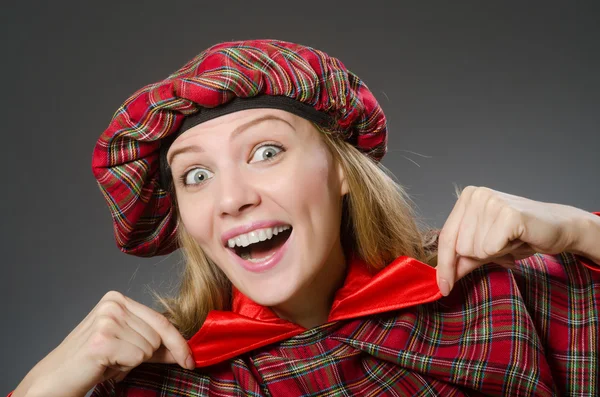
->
<box><xmin>436</xmin><ymin>186</ymin><xmax>589</xmax><ymax>296</ymax></box>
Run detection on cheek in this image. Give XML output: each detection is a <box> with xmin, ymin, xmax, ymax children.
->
<box><xmin>275</xmin><ymin>148</ymin><xmax>340</xmax><ymax>218</ymax></box>
<box><xmin>176</xmin><ymin>194</ymin><xmax>214</xmax><ymax>246</ymax></box>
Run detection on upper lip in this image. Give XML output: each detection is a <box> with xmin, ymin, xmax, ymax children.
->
<box><xmin>221</xmin><ymin>220</ymin><xmax>291</xmax><ymax>247</ymax></box>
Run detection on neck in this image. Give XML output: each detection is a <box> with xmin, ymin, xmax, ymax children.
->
<box><xmin>271</xmin><ymin>245</ymin><xmax>347</xmax><ymax>329</ymax></box>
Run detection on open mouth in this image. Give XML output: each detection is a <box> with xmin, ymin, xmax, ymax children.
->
<box><xmin>229</xmin><ymin>226</ymin><xmax>293</xmax><ymax>263</ymax></box>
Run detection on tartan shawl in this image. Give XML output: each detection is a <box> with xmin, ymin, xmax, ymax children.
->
<box><xmin>86</xmin><ymin>251</ymin><xmax>600</xmax><ymax>397</ymax></box>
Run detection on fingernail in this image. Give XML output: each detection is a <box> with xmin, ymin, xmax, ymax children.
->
<box><xmin>439</xmin><ymin>279</ymin><xmax>452</xmax><ymax>296</ymax></box>
<box><xmin>186</xmin><ymin>354</ymin><xmax>196</xmax><ymax>370</ymax></box>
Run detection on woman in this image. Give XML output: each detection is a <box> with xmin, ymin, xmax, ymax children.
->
<box><xmin>8</xmin><ymin>39</ymin><xmax>599</xmax><ymax>397</ymax></box>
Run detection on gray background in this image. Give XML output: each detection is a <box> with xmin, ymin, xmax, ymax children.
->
<box><xmin>2</xmin><ymin>1</ymin><xmax>598</xmax><ymax>395</ymax></box>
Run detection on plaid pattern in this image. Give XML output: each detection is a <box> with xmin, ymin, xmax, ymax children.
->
<box><xmin>91</xmin><ymin>39</ymin><xmax>387</xmax><ymax>257</ymax></box>
<box><xmin>88</xmin><ymin>252</ymin><xmax>599</xmax><ymax>396</ymax></box>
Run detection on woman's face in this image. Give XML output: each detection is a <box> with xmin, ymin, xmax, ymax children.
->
<box><xmin>167</xmin><ymin>108</ymin><xmax>348</xmax><ymax>307</ymax></box>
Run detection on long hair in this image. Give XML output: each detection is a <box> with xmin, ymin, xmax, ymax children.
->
<box><xmin>149</xmin><ymin>124</ymin><xmax>439</xmax><ymax>339</ymax></box>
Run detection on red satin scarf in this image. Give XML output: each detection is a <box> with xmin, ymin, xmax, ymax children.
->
<box><xmin>187</xmin><ymin>210</ymin><xmax>600</xmax><ymax>368</ymax></box>
<box><xmin>187</xmin><ymin>255</ymin><xmax>442</xmax><ymax>367</ymax></box>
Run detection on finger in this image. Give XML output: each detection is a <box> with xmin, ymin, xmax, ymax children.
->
<box><xmin>64</xmin><ymin>294</ymin><xmax>116</xmax><ymax>340</ymax></box>
<box><xmin>96</xmin><ymin>334</ymin><xmax>151</xmax><ymax>371</ymax></box>
<box><xmin>120</xmin><ymin>295</ymin><xmax>192</xmax><ymax>370</ymax></box>
<box><xmin>482</xmin><ymin>207</ymin><xmax>524</xmax><ymax>258</ymax></box>
<box><xmin>499</xmin><ymin>240</ymin><xmax>527</xmax><ymax>257</ymax></box>
<box><xmin>70</xmin><ymin>291</ymin><xmax>137</xmax><ymax>341</ymax></box>
<box><xmin>454</xmin><ymin>256</ymin><xmax>486</xmax><ymax>282</ymax></box>
<box><xmin>121</xmin><ymin>305</ymin><xmax>163</xmax><ymax>356</ymax></box>
<box><xmin>455</xmin><ymin>193</ymin><xmax>481</xmax><ymax>259</ymax></box>
<box><xmin>121</xmin><ymin>314</ymin><xmax>180</xmax><ymax>365</ymax></box>
<box><xmin>147</xmin><ymin>344</ymin><xmax>178</xmax><ymax>364</ymax></box>
<box><xmin>110</xmin><ymin>318</ymin><xmax>156</xmax><ymax>363</ymax></box>
<box><xmin>438</xmin><ymin>187</ymin><xmax>473</xmax><ymax>295</ymax></box>
<box><xmin>473</xmin><ymin>195</ymin><xmax>503</xmax><ymax>259</ymax></box>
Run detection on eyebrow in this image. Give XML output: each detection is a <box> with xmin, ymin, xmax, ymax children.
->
<box><xmin>167</xmin><ymin>114</ymin><xmax>294</xmax><ymax>166</ymax></box>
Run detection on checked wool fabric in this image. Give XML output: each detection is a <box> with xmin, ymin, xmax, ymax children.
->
<box><xmin>87</xmin><ymin>251</ymin><xmax>600</xmax><ymax>397</ymax></box>
<box><xmin>91</xmin><ymin>39</ymin><xmax>387</xmax><ymax>258</ymax></box>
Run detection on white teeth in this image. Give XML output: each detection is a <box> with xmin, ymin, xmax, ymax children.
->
<box><xmin>240</xmin><ymin>234</ymin><xmax>250</xmax><ymax>247</ymax></box>
<box><xmin>248</xmin><ymin>231</ymin><xmax>259</xmax><ymax>244</ymax></box>
<box><xmin>258</xmin><ymin>230</ymin><xmax>267</xmax><ymax>241</ymax></box>
<box><xmin>227</xmin><ymin>225</ymin><xmax>291</xmax><ymax>248</ymax></box>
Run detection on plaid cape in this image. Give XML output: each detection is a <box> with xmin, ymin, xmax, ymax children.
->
<box><xmin>83</xmin><ymin>251</ymin><xmax>599</xmax><ymax>397</ymax></box>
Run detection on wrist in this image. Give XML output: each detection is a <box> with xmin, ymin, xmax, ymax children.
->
<box><xmin>25</xmin><ymin>371</ymin><xmax>90</xmax><ymax>397</ymax></box>
<box><xmin>567</xmin><ymin>209</ymin><xmax>600</xmax><ymax>266</ymax></box>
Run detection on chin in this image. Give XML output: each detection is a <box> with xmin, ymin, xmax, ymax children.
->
<box><xmin>234</xmin><ymin>259</ymin><xmax>304</xmax><ymax>307</ymax></box>
<box><xmin>245</xmin><ymin>279</ymin><xmax>300</xmax><ymax>307</ymax></box>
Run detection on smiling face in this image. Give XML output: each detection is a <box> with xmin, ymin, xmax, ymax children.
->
<box><xmin>167</xmin><ymin>108</ymin><xmax>348</xmax><ymax>309</ymax></box>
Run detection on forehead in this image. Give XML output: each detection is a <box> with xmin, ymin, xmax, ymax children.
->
<box><xmin>171</xmin><ymin>108</ymin><xmax>299</xmax><ymax>146</ymax></box>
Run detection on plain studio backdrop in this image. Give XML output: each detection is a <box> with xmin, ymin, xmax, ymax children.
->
<box><xmin>1</xmin><ymin>1</ymin><xmax>598</xmax><ymax>395</ymax></box>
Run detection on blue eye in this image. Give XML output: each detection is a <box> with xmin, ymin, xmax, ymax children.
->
<box><xmin>183</xmin><ymin>168</ymin><xmax>214</xmax><ymax>186</ymax></box>
<box><xmin>250</xmin><ymin>144</ymin><xmax>284</xmax><ymax>163</ymax></box>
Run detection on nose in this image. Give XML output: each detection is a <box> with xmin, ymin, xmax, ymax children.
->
<box><xmin>217</xmin><ymin>168</ymin><xmax>261</xmax><ymax>217</ymax></box>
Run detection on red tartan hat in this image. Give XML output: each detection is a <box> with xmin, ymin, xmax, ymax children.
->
<box><xmin>92</xmin><ymin>39</ymin><xmax>388</xmax><ymax>257</ymax></box>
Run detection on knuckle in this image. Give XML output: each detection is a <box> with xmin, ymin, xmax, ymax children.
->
<box><xmin>438</xmin><ymin>228</ymin><xmax>451</xmax><ymax>245</ymax></box>
<box><xmin>481</xmin><ymin>242</ymin><xmax>496</xmax><ymax>258</ymax></box>
<box><xmin>133</xmin><ymin>348</ymin><xmax>147</xmax><ymax>364</ymax></box>
<box><xmin>486</xmin><ymin>195</ymin><xmax>501</xmax><ymax>209</ymax></box>
<box><xmin>462</xmin><ymin>185</ymin><xmax>477</xmax><ymax>196</ymax></box>
<box><xmin>473</xmin><ymin>243</ymin><xmax>488</xmax><ymax>260</ymax></box>
<box><xmin>93</xmin><ymin>314</ymin><xmax>119</xmax><ymax>331</ymax></box>
<box><xmin>471</xmin><ymin>186</ymin><xmax>491</xmax><ymax>202</ymax></box>
<box><xmin>102</xmin><ymin>290</ymin><xmax>125</xmax><ymax>302</ymax></box>
<box><xmin>455</xmin><ymin>233</ymin><xmax>473</xmax><ymax>258</ymax></box>
<box><xmin>148</xmin><ymin>333</ymin><xmax>162</xmax><ymax>351</ymax></box>
<box><xmin>455</xmin><ymin>242</ymin><xmax>470</xmax><ymax>257</ymax></box>
<box><xmin>97</xmin><ymin>300</ymin><xmax>127</xmax><ymax>320</ymax></box>
<box><xmin>501</xmin><ymin>205</ymin><xmax>520</xmax><ymax>221</ymax></box>
<box><xmin>437</xmin><ymin>230</ymin><xmax>447</xmax><ymax>245</ymax></box>
<box><xmin>87</xmin><ymin>331</ymin><xmax>113</xmax><ymax>355</ymax></box>
<box><xmin>142</xmin><ymin>343</ymin><xmax>155</xmax><ymax>360</ymax></box>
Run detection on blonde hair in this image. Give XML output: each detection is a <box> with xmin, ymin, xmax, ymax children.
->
<box><xmin>150</xmin><ymin>124</ymin><xmax>439</xmax><ymax>339</ymax></box>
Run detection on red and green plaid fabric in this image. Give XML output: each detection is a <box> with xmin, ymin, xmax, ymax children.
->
<box><xmin>91</xmin><ymin>39</ymin><xmax>387</xmax><ymax>257</ymax></box>
<box><xmin>88</xmin><ymin>252</ymin><xmax>599</xmax><ymax>396</ymax></box>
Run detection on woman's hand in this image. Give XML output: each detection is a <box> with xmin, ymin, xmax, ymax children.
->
<box><xmin>436</xmin><ymin>186</ymin><xmax>590</xmax><ymax>296</ymax></box>
<box><xmin>12</xmin><ymin>291</ymin><xmax>194</xmax><ymax>397</ymax></box>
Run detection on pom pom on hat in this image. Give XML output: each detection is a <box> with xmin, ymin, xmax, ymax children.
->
<box><xmin>92</xmin><ymin>39</ymin><xmax>387</xmax><ymax>257</ymax></box>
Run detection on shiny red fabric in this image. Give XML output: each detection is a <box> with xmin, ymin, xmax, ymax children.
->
<box><xmin>7</xmin><ymin>213</ymin><xmax>599</xmax><ymax>397</ymax></box>
<box><xmin>187</xmin><ymin>211</ymin><xmax>600</xmax><ymax>368</ymax></box>
<box><xmin>188</xmin><ymin>254</ymin><xmax>443</xmax><ymax>367</ymax></box>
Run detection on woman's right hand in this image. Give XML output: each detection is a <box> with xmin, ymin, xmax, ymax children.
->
<box><xmin>12</xmin><ymin>290</ymin><xmax>195</xmax><ymax>397</ymax></box>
